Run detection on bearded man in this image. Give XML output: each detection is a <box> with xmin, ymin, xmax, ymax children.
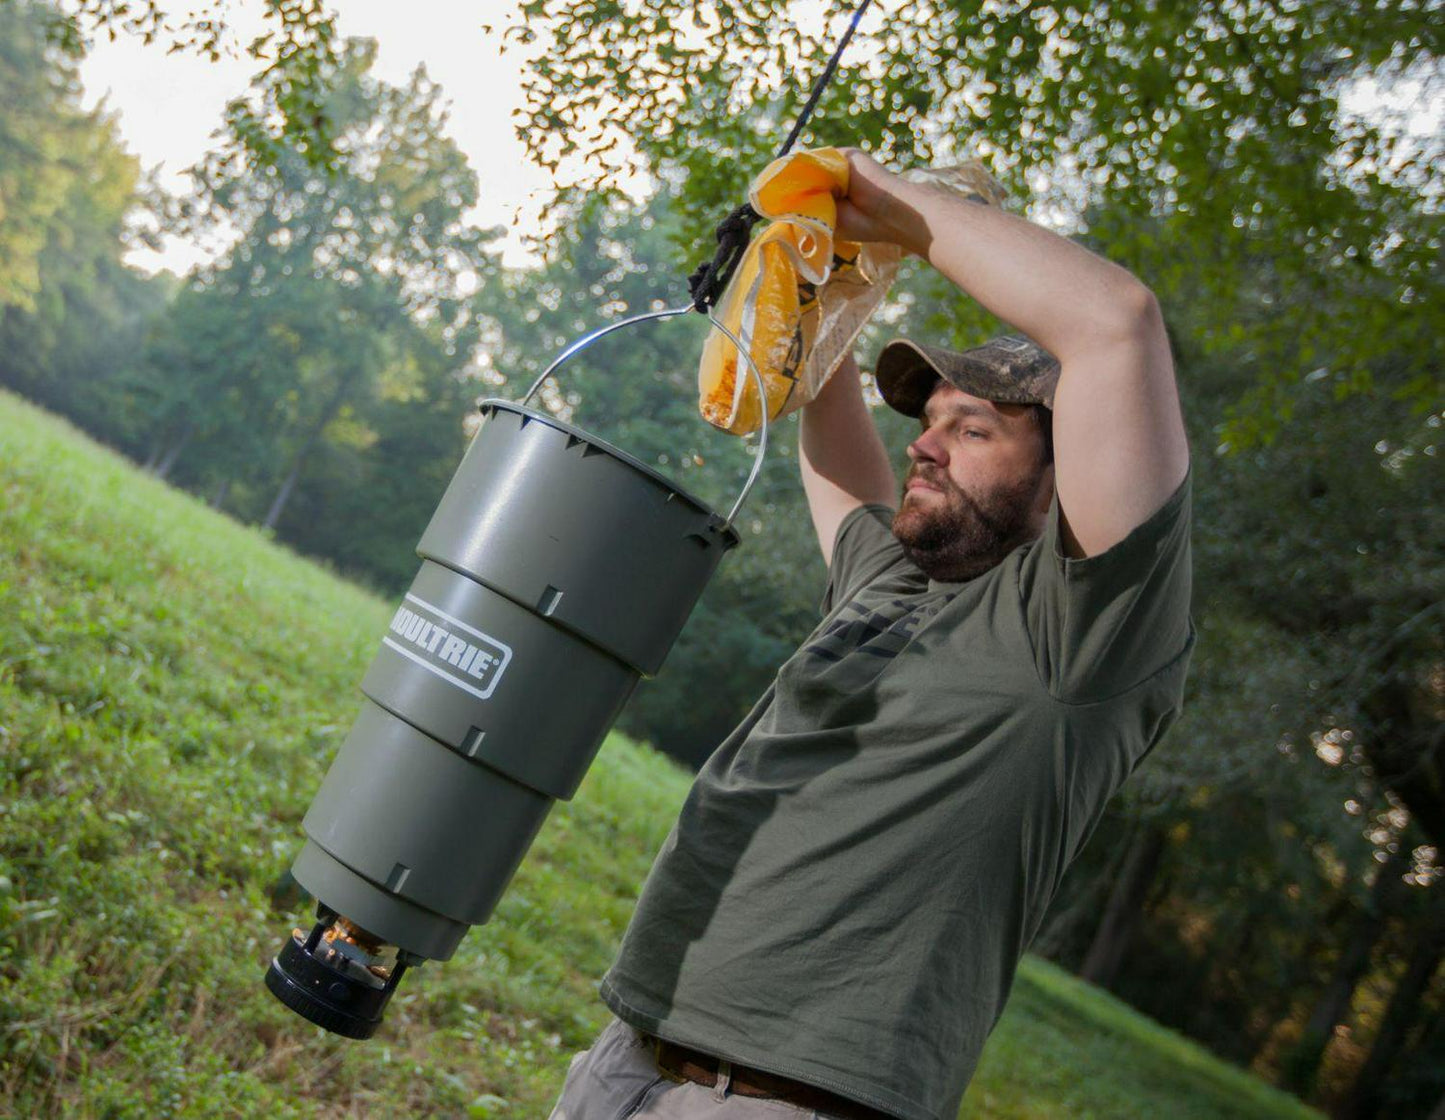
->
<box><xmin>550</xmin><ymin>148</ymin><xmax>1194</xmax><ymax>1120</ymax></box>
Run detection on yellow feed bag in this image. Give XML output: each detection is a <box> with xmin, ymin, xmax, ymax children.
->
<box><xmin>698</xmin><ymin>148</ymin><xmax>898</xmax><ymax>435</ymax></box>
<box><xmin>698</xmin><ymin>148</ymin><xmax>1007</xmax><ymax>435</ymax></box>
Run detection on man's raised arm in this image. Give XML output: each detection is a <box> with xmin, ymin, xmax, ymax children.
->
<box><xmin>836</xmin><ymin>151</ymin><xmax>1190</xmax><ymax>558</ymax></box>
<box><xmin>799</xmin><ymin>353</ymin><xmax>897</xmax><ymax>565</ymax></box>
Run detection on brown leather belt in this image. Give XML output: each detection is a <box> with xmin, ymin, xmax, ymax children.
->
<box><xmin>648</xmin><ymin>1036</ymin><xmax>897</xmax><ymax>1120</ymax></box>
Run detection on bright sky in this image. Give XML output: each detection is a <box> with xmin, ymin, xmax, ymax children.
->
<box><xmin>80</xmin><ymin>0</ymin><xmax>566</xmax><ymax>273</ymax></box>
<box><xmin>80</xmin><ymin>2</ymin><xmax>1441</xmax><ymax>278</ymax></box>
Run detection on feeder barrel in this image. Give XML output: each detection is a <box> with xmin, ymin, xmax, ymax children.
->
<box><xmin>266</xmin><ymin>400</ymin><xmax>740</xmax><ymax>1035</ymax></box>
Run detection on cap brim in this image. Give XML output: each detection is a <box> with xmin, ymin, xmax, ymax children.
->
<box><xmin>876</xmin><ymin>337</ymin><xmax>1060</xmax><ymax>415</ymax></box>
<box><xmin>875</xmin><ymin>340</ymin><xmax>941</xmax><ymax>417</ymax></box>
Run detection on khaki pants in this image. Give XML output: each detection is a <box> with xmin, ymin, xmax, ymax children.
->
<box><xmin>548</xmin><ymin>1018</ymin><xmax>833</xmax><ymax>1119</ymax></box>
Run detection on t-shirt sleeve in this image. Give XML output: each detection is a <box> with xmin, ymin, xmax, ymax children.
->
<box><xmin>819</xmin><ymin>502</ymin><xmax>907</xmax><ymax>614</ymax></box>
<box><xmin>1018</xmin><ymin>471</ymin><xmax>1194</xmax><ymax>703</ymax></box>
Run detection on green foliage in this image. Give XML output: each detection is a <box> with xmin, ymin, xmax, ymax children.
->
<box><xmin>47</xmin><ymin>0</ymin><xmax>343</xmax><ymax>173</ymax></box>
<box><xmin>123</xmin><ymin>36</ymin><xmax>500</xmax><ymax>560</ymax></box>
<box><xmin>506</xmin><ymin>0</ymin><xmax>1443</xmax><ymax>431</ymax></box>
<box><xmin>0</xmin><ymin>0</ymin><xmax>78</xmax><ymax>312</ymax></box>
<box><xmin>1037</xmin><ymin>333</ymin><xmax>1443</xmax><ymax>1106</ymax></box>
<box><xmin>0</xmin><ymin>0</ymin><xmax>168</xmax><ymax>457</ymax></box>
<box><xmin>0</xmin><ymin>0</ymin><xmax>143</xmax><ymax>314</ymax></box>
<box><xmin>1165</xmin><ymin>287</ymin><xmax>1443</xmax><ymax>850</ymax></box>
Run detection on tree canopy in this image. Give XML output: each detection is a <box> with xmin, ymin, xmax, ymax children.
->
<box><xmin>125</xmin><ymin>36</ymin><xmax>500</xmax><ymax>546</ymax></box>
<box><xmin>45</xmin><ymin>0</ymin><xmax>343</xmax><ymax>168</ymax></box>
<box><xmin>0</xmin><ymin>0</ymin><xmax>165</xmax><ymax>435</ymax></box>
<box><xmin>507</xmin><ymin>0</ymin><xmax>1442</xmax><ymax>439</ymax></box>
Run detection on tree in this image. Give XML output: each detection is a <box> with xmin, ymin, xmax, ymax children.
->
<box><xmin>1335</xmin><ymin>890</ymin><xmax>1445</xmax><ymax>1119</ymax></box>
<box><xmin>0</xmin><ymin>0</ymin><xmax>78</xmax><ymax>312</ymax></box>
<box><xmin>506</xmin><ymin>0</ymin><xmax>1442</xmax><ymax>437</ymax></box>
<box><xmin>1280</xmin><ymin>846</ymin><xmax>1412</xmax><ymax>1096</ymax></box>
<box><xmin>129</xmin><ymin>37</ymin><xmax>499</xmax><ymax>540</ymax></box>
<box><xmin>38</xmin><ymin>0</ymin><xmax>343</xmax><ymax>172</ymax></box>
<box><xmin>1099</xmin><ymin>355</ymin><xmax>1439</xmax><ymax>1106</ymax></box>
<box><xmin>0</xmin><ymin>0</ymin><xmax>130</xmax><ymax>312</ymax></box>
<box><xmin>0</xmin><ymin>0</ymin><xmax>167</xmax><ymax>440</ymax></box>
<box><xmin>1078</xmin><ymin>822</ymin><xmax>1166</xmax><ymax>989</ymax></box>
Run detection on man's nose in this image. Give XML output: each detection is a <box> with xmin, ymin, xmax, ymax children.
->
<box><xmin>907</xmin><ymin>427</ymin><xmax>947</xmax><ymax>466</ymax></box>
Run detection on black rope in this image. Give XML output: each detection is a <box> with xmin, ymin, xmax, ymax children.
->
<box><xmin>771</xmin><ymin>0</ymin><xmax>873</xmax><ymax>164</ymax></box>
<box><xmin>687</xmin><ymin>0</ymin><xmax>875</xmax><ymax>313</ymax></box>
<box><xmin>685</xmin><ymin>202</ymin><xmax>761</xmax><ymax>314</ymax></box>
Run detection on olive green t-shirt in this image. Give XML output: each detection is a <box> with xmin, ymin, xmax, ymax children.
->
<box><xmin>600</xmin><ymin>476</ymin><xmax>1194</xmax><ymax>1120</ymax></box>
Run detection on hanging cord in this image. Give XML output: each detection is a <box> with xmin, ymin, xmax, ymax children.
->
<box><xmin>686</xmin><ymin>0</ymin><xmax>875</xmax><ymax>313</ymax></box>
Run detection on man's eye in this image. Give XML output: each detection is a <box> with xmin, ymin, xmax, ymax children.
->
<box><xmin>965</xmin><ymin>429</ymin><xmax>988</xmax><ymax>440</ymax></box>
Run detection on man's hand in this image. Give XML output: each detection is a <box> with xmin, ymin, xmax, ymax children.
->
<box><xmin>833</xmin><ymin>150</ymin><xmax>931</xmax><ymax>253</ymax></box>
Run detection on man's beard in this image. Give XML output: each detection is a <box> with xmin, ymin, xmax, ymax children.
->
<box><xmin>892</xmin><ymin>464</ymin><xmax>1046</xmax><ymax>581</ymax></box>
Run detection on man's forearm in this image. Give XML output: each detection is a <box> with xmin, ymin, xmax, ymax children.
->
<box><xmin>799</xmin><ymin>355</ymin><xmax>897</xmax><ymax>563</ymax></box>
<box><xmin>841</xmin><ymin>155</ymin><xmax>1158</xmax><ymax>367</ymax></box>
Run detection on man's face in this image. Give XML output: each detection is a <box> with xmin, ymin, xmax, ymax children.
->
<box><xmin>892</xmin><ymin>384</ymin><xmax>1053</xmax><ymax>581</ymax></box>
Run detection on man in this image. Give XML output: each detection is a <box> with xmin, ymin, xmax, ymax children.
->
<box><xmin>549</xmin><ymin>149</ymin><xmax>1193</xmax><ymax>1120</ymax></box>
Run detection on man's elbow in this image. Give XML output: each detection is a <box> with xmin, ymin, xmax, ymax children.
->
<box><xmin>1063</xmin><ymin>281</ymin><xmax>1170</xmax><ymax>377</ymax></box>
<box><xmin>1125</xmin><ymin>281</ymin><xmax>1166</xmax><ymax>338</ymax></box>
<box><xmin>1095</xmin><ymin>278</ymin><xmax>1165</xmax><ymax>349</ymax></box>
<box><xmin>1109</xmin><ymin>277</ymin><xmax>1167</xmax><ymax>343</ymax></box>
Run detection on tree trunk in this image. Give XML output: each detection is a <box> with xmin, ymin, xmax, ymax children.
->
<box><xmin>263</xmin><ymin>459</ymin><xmax>302</xmax><ymax>529</ymax></box>
<box><xmin>1333</xmin><ymin>905</ymin><xmax>1445</xmax><ymax>1120</ymax></box>
<box><xmin>1036</xmin><ymin>857</ymin><xmax>1121</xmax><ymax>962</ymax></box>
<box><xmin>1080</xmin><ymin>823</ymin><xmax>1166</xmax><ymax>989</ymax></box>
<box><xmin>262</xmin><ymin>368</ymin><xmax>358</xmax><ymax>530</ymax></box>
<box><xmin>1249</xmin><ymin>898</ymin><xmax>1350</xmax><ymax>1066</ymax></box>
<box><xmin>208</xmin><ymin>477</ymin><xmax>231</xmax><ymax>510</ymax></box>
<box><xmin>1411</xmin><ymin>1009</ymin><xmax>1445</xmax><ymax>1120</ymax></box>
<box><xmin>1281</xmin><ymin>848</ymin><xmax>1410</xmax><ymax>1096</ymax></box>
<box><xmin>1363</xmin><ymin>672</ymin><xmax>1445</xmax><ymax>849</ymax></box>
<box><xmin>151</xmin><ymin>420</ymin><xmax>195</xmax><ymax>481</ymax></box>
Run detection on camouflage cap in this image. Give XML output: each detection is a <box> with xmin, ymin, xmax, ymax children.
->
<box><xmin>875</xmin><ymin>335</ymin><xmax>1061</xmax><ymax>416</ymax></box>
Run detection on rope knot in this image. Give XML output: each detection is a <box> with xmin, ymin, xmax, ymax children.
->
<box><xmin>688</xmin><ymin>202</ymin><xmax>762</xmax><ymax>313</ymax></box>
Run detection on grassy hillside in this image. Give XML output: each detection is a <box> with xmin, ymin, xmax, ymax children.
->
<box><xmin>0</xmin><ymin>391</ymin><xmax>1319</xmax><ymax>1119</ymax></box>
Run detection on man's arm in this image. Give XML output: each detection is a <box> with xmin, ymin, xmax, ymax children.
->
<box><xmin>799</xmin><ymin>353</ymin><xmax>897</xmax><ymax>565</ymax></box>
<box><xmin>837</xmin><ymin>151</ymin><xmax>1190</xmax><ymax>558</ymax></box>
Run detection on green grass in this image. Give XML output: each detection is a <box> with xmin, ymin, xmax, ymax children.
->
<box><xmin>0</xmin><ymin>390</ymin><xmax>1318</xmax><ymax>1119</ymax></box>
<box><xmin>967</xmin><ymin>959</ymin><xmax>1320</xmax><ymax>1119</ymax></box>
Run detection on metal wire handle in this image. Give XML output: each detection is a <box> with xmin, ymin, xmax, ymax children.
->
<box><xmin>519</xmin><ymin>304</ymin><xmax>771</xmax><ymax>526</ymax></box>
